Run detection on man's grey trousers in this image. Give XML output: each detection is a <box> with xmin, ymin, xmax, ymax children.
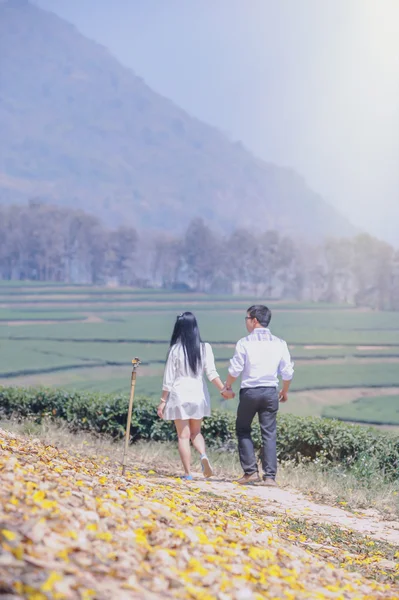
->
<box><xmin>236</xmin><ymin>386</ymin><xmax>279</xmax><ymax>479</ymax></box>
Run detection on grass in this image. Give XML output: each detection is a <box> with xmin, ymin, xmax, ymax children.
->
<box><xmin>3</xmin><ymin>338</ymin><xmax>397</xmax><ymax>365</ymax></box>
<box><xmin>60</xmin><ymin>375</ymin><xmax>166</xmax><ymax>398</ymax></box>
<box><xmin>291</xmin><ymin>362</ymin><xmax>399</xmax><ymax>391</ymax></box>
<box><xmin>278</xmin><ymin>457</ymin><xmax>399</xmax><ymax>519</ymax></box>
<box><xmin>290</xmin><ymin>346</ymin><xmax>399</xmax><ymax>358</ymax></box>
<box><xmin>0</xmin><ymin>339</ymin><xmax>101</xmax><ymax>377</ymax></box>
<box><xmin>0</xmin><ymin>310</ymin><xmax>87</xmax><ymax>321</ymax></box>
<box><xmin>5</xmin><ymin>339</ymin><xmax>170</xmax><ymax>365</ymax></box>
<box><xmin>2</xmin><ymin>310</ymin><xmax>399</xmax><ymax>344</ymax></box>
<box><xmin>0</xmin><ymin>281</ymin><xmax>352</xmax><ymax>307</ymax></box>
<box><xmin>2</xmin><ymin>337</ymin><xmax>399</xmax><ymax>374</ymax></box>
<box><xmin>322</xmin><ymin>395</ymin><xmax>399</xmax><ymax>425</ymax></box>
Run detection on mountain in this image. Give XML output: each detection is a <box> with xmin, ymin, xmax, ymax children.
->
<box><xmin>0</xmin><ymin>0</ymin><xmax>355</xmax><ymax>238</ymax></box>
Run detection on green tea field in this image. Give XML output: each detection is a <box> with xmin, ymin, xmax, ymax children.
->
<box><xmin>1</xmin><ymin>281</ymin><xmax>399</xmax><ymax>424</ymax></box>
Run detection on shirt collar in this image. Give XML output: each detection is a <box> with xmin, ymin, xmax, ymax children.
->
<box><xmin>249</xmin><ymin>327</ymin><xmax>272</xmax><ymax>338</ymax></box>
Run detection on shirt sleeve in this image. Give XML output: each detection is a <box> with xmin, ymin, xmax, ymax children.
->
<box><xmin>228</xmin><ymin>340</ymin><xmax>246</xmax><ymax>378</ymax></box>
<box><xmin>278</xmin><ymin>342</ymin><xmax>294</xmax><ymax>381</ymax></box>
<box><xmin>203</xmin><ymin>343</ymin><xmax>219</xmax><ymax>381</ymax></box>
<box><xmin>162</xmin><ymin>349</ymin><xmax>176</xmax><ymax>392</ymax></box>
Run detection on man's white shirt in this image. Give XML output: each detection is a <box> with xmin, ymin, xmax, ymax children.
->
<box><xmin>228</xmin><ymin>327</ymin><xmax>294</xmax><ymax>388</ymax></box>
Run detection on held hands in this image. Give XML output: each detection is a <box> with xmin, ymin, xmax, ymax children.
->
<box><xmin>221</xmin><ymin>385</ymin><xmax>235</xmax><ymax>400</ymax></box>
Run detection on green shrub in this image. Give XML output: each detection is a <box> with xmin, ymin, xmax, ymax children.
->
<box><xmin>1</xmin><ymin>386</ymin><xmax>399</xmax><ymax>480</ymax></box>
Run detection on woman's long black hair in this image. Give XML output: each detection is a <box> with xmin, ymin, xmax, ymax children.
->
<box><xmin>169</xmin><ymin>312</ymin><xmax>203</xmax><ymax>376</ymax></box>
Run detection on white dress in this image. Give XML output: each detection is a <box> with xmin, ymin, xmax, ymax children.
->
<box><xmin>162</xmin><ymin>342</ymin><xmax>219</xmax><ymax>420</ymax></box>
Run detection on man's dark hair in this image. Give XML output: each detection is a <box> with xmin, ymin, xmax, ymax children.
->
<box><xmin>247</xmin><ymin>305</ymin><xmax>272</xmax><ymax>327</ymax></box>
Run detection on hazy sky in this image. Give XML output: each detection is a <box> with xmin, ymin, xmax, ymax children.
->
<box><xmin>33</xmin><ymin>0</ymin><xmax>399</xmax><ymax>244</ymax></box>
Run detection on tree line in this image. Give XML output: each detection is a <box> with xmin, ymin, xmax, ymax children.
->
<box><xmin>1</xmin><ymin>201</ymin><xmax>398</xmax><ymax>310</ymax></box>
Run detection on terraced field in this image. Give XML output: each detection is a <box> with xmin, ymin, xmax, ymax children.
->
<box><xmin>323</xmin><ymin>395</ymin><xmax>399</xmax><ymax>425</ymax></box>
<box><xmin>1</xmin><ymin>282</ymin><xmax>399</xmax><ymax>423</ymax></box>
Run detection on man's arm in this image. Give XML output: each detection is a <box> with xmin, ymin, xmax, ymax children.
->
<box><xmin>279</xmin><ymin>379</ymin><xmax>291</xmax><ymax>403</ymax></box>
<box><xmin>225</xmin><ymin>372</ymin><xmax>237</xmax><ymax>390</ymax></box>
<box><xmin>278</xmin><ymin>342</ymin><xmax>294</xmax><ymax>403</ymax></box>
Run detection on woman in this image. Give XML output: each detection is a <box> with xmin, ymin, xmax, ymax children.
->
<box><xmin>157</xmin><ymin>312</ymin><xmax>232</xmax><ymax>480</ymax></box>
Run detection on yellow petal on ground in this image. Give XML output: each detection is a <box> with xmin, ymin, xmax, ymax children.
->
<box><xmin>0</xmin><ymin>427</ymin><xmax>397</xmax><ymax>600</ymax></box>
<box><xmin>41</xmin><ymin>571</ymin><xmax>63</xmax><ymax>592</ymax></box>
<box><xmin>1</xmin><ymin>529</ymin><xmax>17</xmax><ymax>541</ymax></box>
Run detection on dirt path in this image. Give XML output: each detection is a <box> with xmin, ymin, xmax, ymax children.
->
<box><xmin>183</xmin><ymin>474</ymin><xmax>399</xmax><ymax>546</ymax></box>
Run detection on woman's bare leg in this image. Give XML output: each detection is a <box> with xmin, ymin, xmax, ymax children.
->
<box><xmin>189</xmin><ymin>419</ymin><xmax>206</xmax><ymax>456</ymax></box>
<box><xmin>174</xmin><ymin>419</ymin><xmax>191</xmax><ymax>475</ymax></box>
<box><xmin>190</xmin><ymin>418</ymin><xmax>213</xmax><ymax>477</ymax></box>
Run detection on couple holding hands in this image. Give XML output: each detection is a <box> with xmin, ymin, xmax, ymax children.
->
<box><xmin>157</xmin><ymin>305</ymin><xmax>294</xmax><ymax>485</ymax></box>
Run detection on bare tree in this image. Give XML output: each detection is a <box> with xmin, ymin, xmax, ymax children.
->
<box><xmin>0</xmin><ymin>201</ymin><xmax>398</xmax><ymax>311</ymax></box>
<box><xmin>183</xmin><ymin>218</ymin><xmax>219</xmax><ymax>291</ymax></box>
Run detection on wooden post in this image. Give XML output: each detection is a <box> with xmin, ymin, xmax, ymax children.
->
<box><xmin>122</xmin><ymin>357</ymin><xmax>141</xmax><ymax>476</ymax></box>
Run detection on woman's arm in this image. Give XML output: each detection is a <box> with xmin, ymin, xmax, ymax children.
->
<box><xmin>204</xmin><ymin>343</ymin><xmax>235</xmax><ymax>397</ymax></box>
<box><xmin>157</xmin><ymin>392</ymin><xmax>168</xmax><ymax>418</ymax></box>
<box><xmin>158</xmin><ymin>349</ymin><xmax>175</xmax><ymax>418</ymax></box>
<box><xmin>210</xmin><ymin>375</ymin><xmax>225</xmax><ymax>392</ymax></box>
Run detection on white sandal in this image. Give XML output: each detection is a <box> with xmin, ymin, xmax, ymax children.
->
<box><xmin>200</xmin><ymin>455</ymin><xmax>213</xmax><ymax>478</ymax></box>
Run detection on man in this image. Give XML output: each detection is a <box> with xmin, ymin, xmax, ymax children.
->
<box><xmin>221</xmin><ymin>305</ymin><xmax>294</xmax><ymax>486</ymax></box>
